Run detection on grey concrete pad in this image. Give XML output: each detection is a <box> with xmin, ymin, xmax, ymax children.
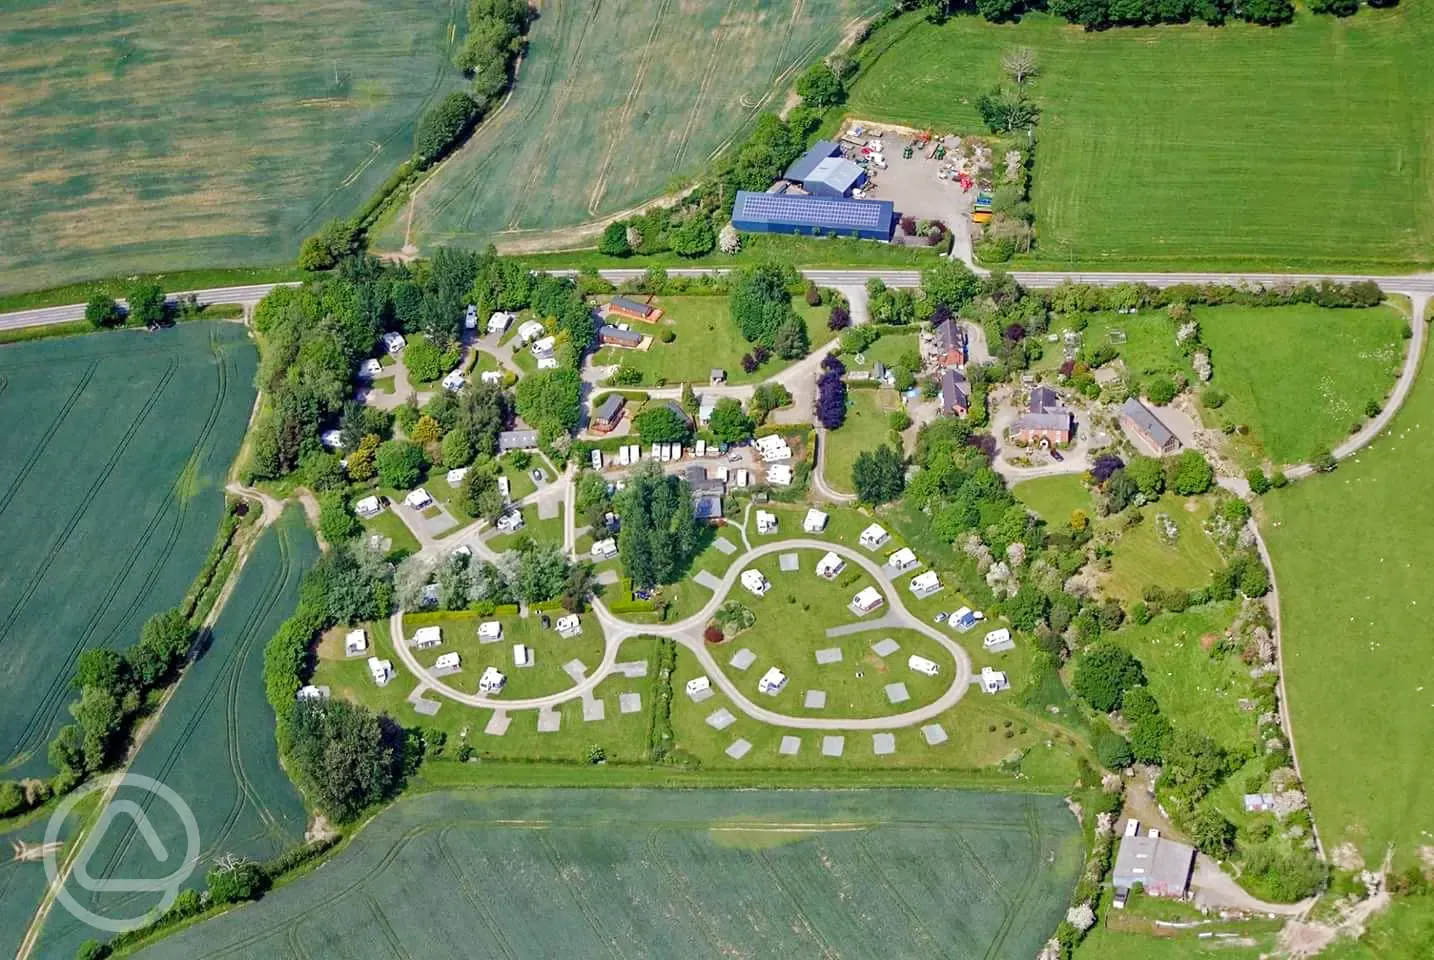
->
<box><xmin>921</xmin><ymin>723</ymin><xmax>949</xmax><ymax>746</ymax></box>
<box><xmin>885</xmin><ymin>682</ymin><xmax>911</xmax><ymax>704</ymax></box>
<box><xmin>779</xmin><ymin>735</ymin><xmax>802</xmax><ymax>756</ymax></box>
<box><xmin>430</xmin><ymin>663</ymin><xmax>461</xmax><ymax>678</ymax></box>
<box><xmin>985</xmin><ymin>637</ymin><xmax>1016</xmax><ymax>652</ymax></box>
<box><xmin>803</xmin><ymin>689</ymin><xmax>827</xmax><ymax>709</ymax></box>
<box><xmin>694</xmin><ymin>569</ymin><xmax>723</xmax><ymax>591</ymax></box>
<box><xmin>779</xmin><ymin>552</ymin><xmax>799</xmax><ymax>572</ymax></box>
<box><xmin>596</xmin><ymin>569</ymin><xmax>620</xmax><ymax>586</ymax></box>
<box><xmin>537</xmin><ymin>709</ymin><xmax>561</xmax><ymax>733</ymax></box>
<box><xmin>826</xmin><ymin>613</ymin><xmax>903</xmax><ymax>638</ymax></box>
<box><xmin>614</xmin><ymin>660</ymin><xmax>649</xmax><ymax>678</ymax></box>
<box><xmin>729</xmin><ymin>648</ymin><xmax>756</xmax><ymax>671</ymax></box>
<box><xmin>872</xmin><ymin>733</ymin><xmax>896</xmax><ymax>755</ymax></box>
<box><xmin>821</xmin><ymin>735</ymin><xmax>845</xmax><ymax>757</ymax></box>
<box><xmin>871</xmin><ymin>638</ymin><xmax>901</xmax><ymax>658</ymax></box>
<box><xmin>537</xmin><ymin>496</ymin><xmax>560</xmax><ymax>521</ymax></box>
<box><xmin>706</xmin><ymin>708</ymin><xmax>736</xmax><ymax>730</ymax></box>
<box><xmin>712</xmin><ymin>536</ymin><xmax>737</xmax><ymax>555</ymax></box>
<box><xmin>484</xmin><ymin>711</ymin><xmax>511</xmax><ymax>736</ymax></box>
<box><xmin>814</xmin><ymin>647</ymin><xmax>843</xmax><ymax>665</ymax></box>
<box><xmin>619</xmin><ymin>692</ymin><xmax>642</xmax><ymax>714</ymax></box>
<box><xmin>688</xmin><ymin>686</ymin><xmax>714</xmax><ymax>704</ymax></box>
<box><xmin>583</xmin><ymin>697</ymin><xmax>606</xmax><ymax>722</ymax></box>
<box><xmin>411</xmin><ymin>698</ymin><xmax>441</xmax><ymax>716</ymax></box>
<box><xmin>725</xmin><ymin>738</ymin><xmax>752</xmax><ymax>759</ymax></box>
<box><xmin>562</xmin><ymin>659</ymin><xmax>588</xmax><ymax>681</ymax></box>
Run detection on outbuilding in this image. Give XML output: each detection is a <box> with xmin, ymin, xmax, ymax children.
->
<box><xmin>730</xmin><ymin>191</ymin><xmax>896</xmax><ymax>242</ymax></box>
<box><xmin>607</xmin><ymin>296</ymin><xmax>662</xmax><ymax>323</ymax></box>
<box><xmin>1112</xmin><ymin>824</ymin><xmax>1197</xmax><ymax>900</ymax></box>
<box><xmin>598</xmin><ymin>324</ymin><xmax>644</xmax><ymax>349</ymax></box>
<box><xmin>591</xmin><ymin>393</ymin><xmax>627</xmax><ymax>433</ymax></box>
<box><xmin>1121</xmin><ymin>397</ymin><xmax>1181</xmax><ymax>454</ymax></box>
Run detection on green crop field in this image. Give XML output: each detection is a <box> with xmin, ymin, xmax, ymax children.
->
<box><xmin>0</xmin><ymin>801</ymin><xmax>90</xmax><ymax>960</ymax></box>
<box><xmin>845</xmin><ymin>8</ymin><xmax>1434</xmax><ymax>272</ymax></box>
<box><xmin>0</xmin><ymin>0</ymin><xmax>466</xmax><ymax>295</ymax></box>
<box><xmin>135</xmin><ymin>788</ymin><xmax>1082</xmax><ymax>960</ymax></box>
<box><xmin>383</xmin><ymin>0</ymin><xmax>880</xmax><ymax>253</ymax></box>
<box><xmin>0</xmin><ymin>322</ymin><xmax>256</xmax><ymax>777</ymax></box>
<box><xmin>36</xmin><ymin>511</ymin><xmax>316</xmax><ymax>959</ymax></box>
<box><xmin>1262</xmin><ymin>356</ymin><xmax>1434</xmax><ymax>863</ymax></box>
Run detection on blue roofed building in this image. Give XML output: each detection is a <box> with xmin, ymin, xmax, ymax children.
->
<box><xmin>730</xmin><ymin>191</ymin><xmax>895</xmax><ymax>242</ymax></box>
<box><xmin>803</xmin><ymin>156</ymin><xmax>867</xmax><ymax>198</ymax></box>
<box><xmin>784</xmin><ymin>140</ymin><xmax>841</xmax><ymax>182</ymax></box>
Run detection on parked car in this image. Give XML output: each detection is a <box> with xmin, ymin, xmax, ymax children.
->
<box><xmin>933</xmin><ymin>612</ymin><xmax>948</xmax><ymax>623</ymax></box>
<box><xmin>531</xmin><ymin>469</ymin><xmax>544</xmax><ymax>483</ymax></box>
<box><xmin>1050</xmin><ymin>448</ymin><xmax>1064</xmax><ymax>462</ymax></box>
<box><xmin>727</xmin><ymin>452</ymin><xmax>742</xmax><ymax>463</ymax></box>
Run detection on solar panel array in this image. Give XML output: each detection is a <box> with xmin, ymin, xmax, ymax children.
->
<box><xmin>733</xmin><ymin>191</ymin><xmax>891</xmax><ymax>231</ymax></box>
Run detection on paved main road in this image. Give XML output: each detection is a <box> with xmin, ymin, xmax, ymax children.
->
<box><xmin>5</xmin><ymin>269</ymin><xmax>1432</xmax><ymax>332</ymax></box>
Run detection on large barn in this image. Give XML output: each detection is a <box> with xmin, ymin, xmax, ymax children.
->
<box><xmin>730</xmin><ymin>191</ymin><xmax>894</xmax><ymax>242</ymax></box>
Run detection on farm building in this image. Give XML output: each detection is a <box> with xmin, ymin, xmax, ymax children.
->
<box><xmin>816</xmin><ymin>551</ymin><xmax>845</xmax><ymax>579</ymax></box>
<box><xmin>1112</xmin><ymin>824</ymin><xmax>1197</xmax><ymax>899</ymax></box>
<box><xmin>979</xmin><ymin>667</ymin><xmax>1010</xmax><ymax>694</ymax></box>
<box><xmin>730</xmin><ymin>191</ymin><xmax>895</xmax><ymax>242</ymax></box>
<box><xmin>498</xmin><ymin>429</ymin><xmax>539</xmax><ymax>452</ymax></box>
<box><xmin>908</xmin><ymin>655</ymin><xmax>940</xmax><ymax>677</ymax></box>
<box><xmin>887</xmin><ymin>547</ymin><xmax>919</xmax><ymax>573</ymax></box>
<box><xmin>860</xmin><ymin>524</ymin><xmax>889</xmax><ymax>549</ymax></box>
<box><xmin>556</xmin><ymin>614</ymin><xmax>582</xmax><ymax>638</ymax></box>
<box><xmin>804</xmin><ymin>508</ymin><xmax>829</xmax><ymax>533</ymax></box>
<box><xmin>909</xmin><ymin>570</ymin><xmax>943</xmax><ymax>599</ymax></box>
<box><xmin>851</xmin><ymin>586</ymin><xmax>884</xmax><ymax>614</ymax></box>
<box><xmin>345</xmin><ymin>630</ymin><xmax>368</xmax><ymax>656</ymax></box>
<box><xmin>1014</xmin><ymin>386</ymin><xmax>1074</xmax><ymax>446</ymax></box>
<box><xmin>478</xmin><ymin>666</ymin><xmax>507</xmax><ymax>695</ymax></box>
<box><xmin>934</xmin><ymin>318</ymin><xmax>968</xmax><ymax>366</ymax></box>
<box><xmin>758</xmin><ymin>667</ymin><xmax>788</xmax><ymax>696</ymax></box>
<box><xmin>941</xmin><ymin>369</ymin><xmax>969</xmax><ymax>417</ymax></box>
<box><xmin>478</xmin><ymin>621</ymin><xmax>503</xmax><ymax>643</ymax></box>
<box><xmin>756</xmin><ymin>510</ymin><xmax>778</xmax><ymax>534</ymax></box>
<box><xmin>598</xmin><ymin>324</ymin><xmax>644</xmax><ymax>349</ymax></box>
<box><xmin>607</xmin><ymin>297</ymin><xmax>662</xmax><ymax>323</ymax></box>
<box><xmin>354</xmin><ymin>495</ymin><xmax>383</xmax><ymax>519</ymax></box>
<box><xmin>412</xmin><ymin>626</ymin><xmax>442</xmax><ymax>649</ymax></box>
<box><xmin>1121</xmin><ymin>397</ymin><xmax>1180</xmax><ymax>454</ymax></box>
<box><xmin>368</xmin><ymin>657</ymin><xmax>394</xmax><ymax>686</ymax></box>
<box><xmin>591</xmin><ymin>394</ymin><xmax>627</xmax><ymax>433</ymax></box>
<box><xmin>783</xmin><ymin>140</ymin><xmax>867</xmax><ymax>197</ymax></box>
<box><xmin>741</xmin><ymin>569</ymin><xmax>770</xmax><ymax>597</ymax></box>
<box><xmin>784</xmin><ymin>140</ymin><xmax>841</xmax><ymax>180</ymax></box>
<box><xmin>591</xmin><ymin>537</ymin><xmax>618</xmax><ymax>560</ymax></box>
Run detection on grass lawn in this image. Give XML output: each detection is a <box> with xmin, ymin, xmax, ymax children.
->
<box><xmin>1015</xmin><ymin>474</ymin><xmax>1093</xmax><ymax>525</ymax></box>
<box><xmin>1261</xmin><ymin>356</ymin><xmax>1434</xmax><ymax>863</ymax></box>
<box><xmin>824</xmin><ymin>390</ymin><xmax>901</xmax><ymax>496</ymax></box>
<box><xmin>860</xmin><ymin>331</ymin><xmax>921</xmax><ymax>370</ymax></box>
<box><xmin>590</xmin><ymin>297</ymin><xmax>834</xmax><ymax>385</ymax></box>
<box><xmin>1319</xmin><ymin>894</ymin><xmax>1434</xmax><ymax>959</ymax></box>
<box><xmin>1101</xmin><ymin>494</ymin><xmax>1224</xmax><ymax>604</ymax></box>
<box><xmin>403</xmin><ymin>611</ymin><xmax>605</xmax><ymax>702</ymax></box>
<box><xmin>519</xmin><ymin>234</ymin><xmax>949</xmax><ymax>272</ymax></box>
<box><xmin>486</xmin><ymin>503</ymin><xmax>564</xmax><ymax>552</ymax></box>
<box><xmin>845</xmin><ymin>8</ymin><xmax>1434</xmax><ymax>273</ymax></box>
<box><xmin>359</xmin><ymin>508</ymin><xmax>421</xmax><ymax>558</ymax></box>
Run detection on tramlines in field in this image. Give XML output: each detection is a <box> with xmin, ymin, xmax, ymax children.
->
<box><xmin>35</xmin><ymin>512</ymin><xmax>316</xmax><ymax>959</ymax></box>
<box><xmin>135</xmin><ymin>790</ymin><xmax>1083</xmax><ymax>960</ymax></box>
<box><xmin>0</xmin><ymin>323</ymin><xmax>257</xmax><ymax>777</ymax></box>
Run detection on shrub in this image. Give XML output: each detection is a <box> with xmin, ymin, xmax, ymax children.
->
<box><xmin>1073</xmin><ymin>645</ymin><xmax>1146</xmax><ymax>713</ymax></box>
<box><xmin>703</xmin><ymin>625</ymin><xmax>724</xmax><ymax>644</ymax></box>
<box><xmin>660</xmin><ymin>329</ymin><xmax>676</xmax><ymax>343</ymax></box>
<box><xmin>1094</xmin><ymin>730</ymin><xmax>1133</xmax><ymax>770</ymax></box>
<box><xmin>1246</xmin><ymin>468</ymin><xmax>1271</xmax><ymax>495</ymax></box>
<box><xmin>1364</xmin><ymin>398</ymin><xmax>1382</xmax><ymax>418</ymax></box>
<box><xmin>1145</xmin><ymin>374</ymin><xmax>1178</xmax><ymax>406</ymax></box>
<box><xmin>206</xmin><ymin>861</ymin><xmax>267</xmax><ymax>904</ymax></box>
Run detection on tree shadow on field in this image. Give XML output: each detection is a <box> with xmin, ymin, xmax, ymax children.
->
<box><xmin>190</xmin><ymin>627</ymin><xmax>215</xmax><ymax>664</ymax></box>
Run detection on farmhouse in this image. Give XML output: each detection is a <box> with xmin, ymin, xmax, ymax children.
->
<box><xmin>354</xmin><ymin>496</ymin><xmax>383</xmax><ymax>519</ymax></box>
<box><xmin>887</xmin><ymin>547</ymin><xmax>919</xmax><ymax>573</ymax></box>
<box><xmin>382</xmin><ymin>332</ymin><xmax>406</xmax><ymax>354</ymax></box>
<box><xmin>979</xmin><ymin>667</ymin><xmax>1011</xmax><ymax>694</ymax></box>
<box><xmin>741</xmin><ymin>569</ymin><xmax>771</xmax><ymax>597</ymax></box>
<box><xmin>816</xmin><ymin>551</ymin><xmax>846</xmax><ymax>579</ymax></box>
<box><xmin>516</xmin><ymin>319</ymin><xmax>546</xmax><ymax>345</ymax></box>
<box><xmin>909</xmin><ymin>570</ymin><xmax>943</xmax><ymax>599</ymax></box>
<box><xmin>1014</xmin><ymin>386</ymin><xmax>1074</xmax><ymax>446</ymax></box>
<box><xmin>498</xmin><ymin>429</ymin><xmax>539</xmax><ymax>452</ymax></box>
<box><xmin>1121</xmin><ymin>397</ymin><xmax>1181</xmax><ymax>454</ymax></box>
<box><xmin>804</xmin><ymin>508</ymin><xmax>829</xmax><ymax>533</ymax></box>
<box><xmin>513</xmin><ymin>643</ymin><xmax>533</xmax><ymax>667</ymax></box>
<box><xmin>487</xmin><ymin>311</ymin><xmax>513</xmax><ymax>335</ymax></box>
<box><xmin>591</xmin><ymin>537</ymin><xmax>618</xmax><ymax>560</ymax></box>
<box><xmin>591</xmin><ymin>393</ymin><xmax>627</xmax><ymax>433</ymax></box>
<box><xmin>433</xmin><ymin>652</ymin><xmax>461</xmax><ymax>674</ymax></box>
<box><xmin>478</xmin><ymin>666</ymin><xmax>507</xmax><ymax>695</ymax></box>
<box><xmin>983</xmin><ymin>628</ymin><xmax>1015</xmax><ymax>652</ymax></box>
<box><xmin>1112</xmin><ymin>823</ymin><xmax>1197</xmax><ymax>900</ymax></box>
<box><xmin>758</xmin><ymin>667</ymin><xmax>788</xmax><ymax>696</ymax></box>
<box><xmin>730</xmin><ymin>191</ymin><xmax>896</xmax><ymax>242</ymax></box>
<box><xmin>941</xmin><ymin>369</ymin><xmax>969</xmax><ymax>417</ymax></box>
<box><xmin>860</xmin><ymin>523</ymin><xmax>890</xmax><ymax>549</ymax></box>
<box><xmin>908</xmin><ymin>655</ymin><xmax>940</xmax><ymax>677</ymax></box>
<box><xmin>766</xmin><ymin>464</ymin><xmax>794</xmax><ymax>487</ymax></box>
<box><xmin>607</xmin><ymin>296</ymin><xmax>662</xmax><ymax>323</ymax></box>
<box><xmin>478</xmin><ymin>621</ymin><xmax>503</xmax><ymax>643</ymax></box>
<box><xmin>345</xmin><ymin>630</ymin><xmax>368</xmax><ymax>656</ymax></box>
<box><xmin>412</xmin><ymin>626</ymin><xmax>442</xmax><ymax>650</ymax></box>
<box><xmin>404</xmin><ymin>488</ymin><xmax>434</xmax><ymax>510</ymax></box>
<box><xmin>368</xmin><ymin>657</ymin><xmax>394</xmax><ymax>686</ymax></box>
<box><xmin>756</xmin><ymin>510</ymin><xmax>778</xmax><ymax>534</ymax></box>
<box><xmin>598</xmin><ymin>324</ymin><xmax>644</xmax><ymax>349</ymax></box>
<box><xmin>556</xmin><ymin>614</ymin><xmax>582</xmax><ymax>638</ymax></box>
<box><xmin>851</xmin><ymin>587</ymin><xmax>884</xmax><ymax>614</ymax></box>
<box><xmin>934</xmin><ymin>318</ymin><xmax>968</xmax><ymax>367</ymax></box>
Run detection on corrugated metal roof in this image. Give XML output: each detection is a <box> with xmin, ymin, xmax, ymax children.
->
<box><xmin>732</xmin><ymin>191</ymin><xmax>894</xmax><ymax>234</ymax></box>
<box><xmin>783</xmin><ymin>140</ymin><xmax>841</xmax><ymax>181</ymax></box>
<box><xmin>804</xmin><ymin>156</ymin><xmax>864</xmax><ymax>194</ymax></box>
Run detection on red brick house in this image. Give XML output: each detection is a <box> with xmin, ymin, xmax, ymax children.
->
<box><xmin>934</xmin><ymin>318</ymin><xmax>968</xmax><ymax>367</ymax></box>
